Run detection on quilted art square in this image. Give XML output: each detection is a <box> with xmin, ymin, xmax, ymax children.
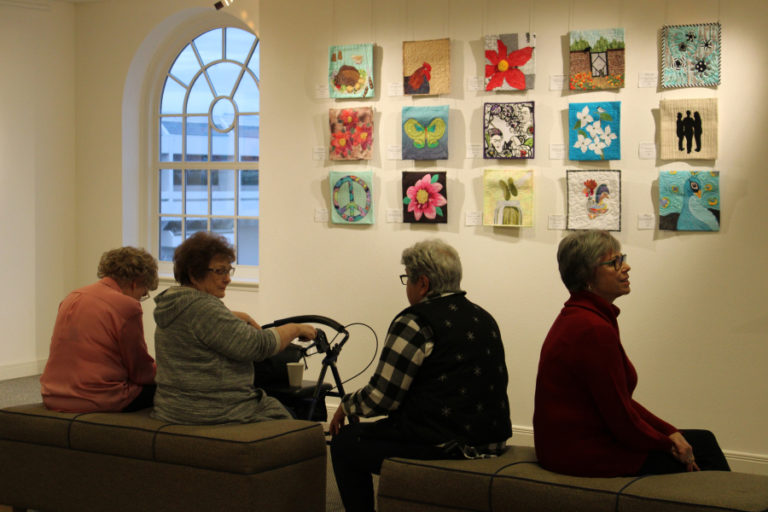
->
<box><xmin>661</xmin><ymin>22</ymin><xmax>721</xmax><ymax>88</ymax></box>
<box><xmin>483</xmin><ymin>102</ymin><xmax>534</xmax><ymax>160</ymax></box>
<box><xmin>568</xmin><ymin>102</ymin><xmax>620</xmax><ymax>161</ymax></box>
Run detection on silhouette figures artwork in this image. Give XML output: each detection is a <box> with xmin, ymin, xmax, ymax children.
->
<box><xmin>677</xmin><ymin>110</ymin><xmax>702</xmax><ymax>154</ymax></box>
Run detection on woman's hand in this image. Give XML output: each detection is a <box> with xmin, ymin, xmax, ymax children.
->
<box><xmin>669</xmin><ymin>432</ymin><xmax>700</xmax><ymax>471</ymax></box>
<box><xmin>232</xmin><ymin>311</ymin><xmax>261</xmax><ymax>329</ymax></box>
<box><xmin>329</xmin><ymin>406</ymin><xmax>347</xmax><ymax>437</ymax></box>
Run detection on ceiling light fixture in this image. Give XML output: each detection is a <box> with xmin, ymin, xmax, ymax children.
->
<box><xmin>214</xmin><ymin>0</ymin><xmax>234</xmax><ymax>10</ymax></box>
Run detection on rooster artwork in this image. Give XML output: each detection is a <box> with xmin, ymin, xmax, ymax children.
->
<box><xmin>402</xmin><ymin>38</ymin><xmax>451</xmax><ymax>95</ymax></box>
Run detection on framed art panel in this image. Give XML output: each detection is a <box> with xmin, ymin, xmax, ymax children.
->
<box><xmin>484</xmin><ymin>33</ymin><xmax>535</xmax><ymax>91</ymax></box>
<box><xmin>402</xmin><ymin>38</ymin><xmax>451</xmax><ymax>95</ymax></box>
<box><xmin>329</xmin><ymin>170</ymin><xmax>374</xmax><ymax>225</ymax></box>
<box><xmin>569</xmin><ymin>28</ymin><xmax>625</xmax><ymax>90</ymax></box>
<box><xmin>661</xmin><ymin>23</ymin><xmax>721</xmax><ymax>88</ymax></box>
<box><xmin>483</xmin><ymin>102</ymin><xmax>534</xmax><ymax>159</ymax></box>
<box><xmin>402</xmin><ymin>105</ymin><xmax>449</xmax><ymax>160</ymax></box>
<box><xmin>329</xmin><ymin>107</ymin><xmax>373</xmax><ymax>161</ymax></box>
<box><xmin>569</xmin><ymin>101</ymin><xmax>620</xmax><ymax>161</ymax></box>
<box><xmin>659</xmin><ymin>98</ymin><xmax>717</xmax><ymax>160</ymax></box>
<box><xmin>402</xmin><ymin>171</ymin><xmax>447</xmax><ymax>223</ymax></box>
<box><xmin>482</xmin><ymin>169</ymin><xmax>533</xmax><ymax>227</ymax></box>
<box><xmin>329</xmin><ymin>43</ymin><xmax>374</xmax><ymax>98</ymax></box>
<box><xmin>566</xmin><ymin>170</ymin><xmax>621</xmax><ymax>231</ymax></box>
<box><xmin>659</xmin><ymin>170</ymin><xmax>720</xmax><ymax>231</ymax></box>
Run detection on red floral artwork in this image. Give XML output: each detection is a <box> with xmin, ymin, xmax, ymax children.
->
<box><xmin>485</xmin><ymin>40</ymin><xmax>533</xmax><ymax>91</ymax></box>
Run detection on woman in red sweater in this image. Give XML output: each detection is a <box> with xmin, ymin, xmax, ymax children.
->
<box><xmin>533</xmin><ymin>230</ymin><xmax>729</xmax><ymax>477</ymax></box>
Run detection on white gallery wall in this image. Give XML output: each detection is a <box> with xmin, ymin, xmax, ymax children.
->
<box><xmin>1</xmin><ymin>0</ymin><xmax>766</xmax><ymax>473</ymax></box>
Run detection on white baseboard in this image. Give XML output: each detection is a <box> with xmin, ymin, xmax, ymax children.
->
<box><xmin>0</xmin><ymin>360</ymin><xmax>46</xmax><ymax>381</ymax></box>
<box><xmin>324</xmin><ymin>400</ymin><xmax>768</xmax><ymax>475</ymax></box>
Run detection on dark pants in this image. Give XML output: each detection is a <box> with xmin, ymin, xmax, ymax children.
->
<box><xmin>330</xmin><ymin>418</ymin><xmax>459</xmax><ymax>512</ymax></box>
<box><xmin>639</xmin><ymin>429</ymin><xmax>730</xmax><ymax>475</ymax></box>
<box><xmin>122</xmin><ymin>384</ymin><xmax>156</xmax><ymax>412</ymax></box>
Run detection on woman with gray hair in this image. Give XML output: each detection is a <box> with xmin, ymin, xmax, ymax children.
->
<box><xmin>41</xmin><ymin>247</ymin><xmax>159</xmax><ymax>413</ymax></box>
<box><xmin>533</xmin><ymin>230</ymin><xmax>729</xmax><ymax>477</ymax></box>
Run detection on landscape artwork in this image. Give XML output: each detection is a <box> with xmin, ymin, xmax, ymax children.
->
<box><xmin>567</xmin><ymin>170</ymin><xmax>621</xmax><ymax>231</ymax></box>
<box><xmin>402</xmin><ymin>105</ymin><xmax>449</xmax><ymax>160</ymax></box>
<box><xmin>484</xmin><ymin>33</ymin><xmax>535</xmax><ymax>91</ymax></box>
<box><xmin>569</xmin><ymin>28</ymin><xmax>625</xmax><ymax>90</ymax></box>
<box><xmin>483</xmin><ymin>101</ymin><xmax>534</xmax><ymax>159</ymax></box>
<box><xmin>569</xmin><ymin>101</ymin><xmax>621</xmax><ymax>161</ymax></box>
<box><xmin>402</xmin><ymin>38</ymin><xmax>451</xmax><ymax>95</ymax></box>
<box><xmin>402</xmin><ymin>171</ymin><xmax>447</xmax><ymax>224</ymax></box>
<box><xmin>659</xmin><ymin>98</ymin><xmax>718</xmax><ymax>160</ymax></box>
<box><xmin>328</xmin><ymin>43</ymin><xmax>374</xmax><ymax>98</ymax></box>
<box><xmin>661</xmin><ymin>23</ymin><xmax>721</xmax><ymax>88</ymax></box>
<box><xmin>329</xmin><ymin>107</ymin><xmax>373</xmax><ymax>161</ymax></box>
<box><xmin>329</xmin><ymin>170</ymin><xmax>374</xmax><ymax>225</ymax></box>
<box><xmin>482</xmin><ymin>169</ymin><xmax>533</xmax><ymax>227</ymax></box>
<box><xmin>659</xmin><ymin>171</ymin><xmax>720</xmax><ymax>231</ymax></box>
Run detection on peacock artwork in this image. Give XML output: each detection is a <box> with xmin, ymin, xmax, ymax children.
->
<box><xmin>567</xmin><ymin>170</ymin><xmax>621</xmax><ymax>231</ymax></box>
<box><xmin>659</xmin><ymin>98</ymin><xmax>718</xmax><ymax>160</ymax></box>
<box><xmin>328</xmin><ymin>43</ymin><xmax>374</xmax><ymax>99</ymax></box>
<box><xmin>402</xmin><ymin>38</ymin><xmax>451</xmax><ymax>95</ymax></box>
<box><xmin>569</xmin><ymin>28</ymin><xmax>625</xmax><ymax>90</ymax></box>
<box><xmin>329</xmin><ymin>107</ymin><xmax>373</xmax><ymax>161</ymax></box>
<box><xmin>569</xmin><ymin>101</ymin><xmax>621</xmax><ymax>161</ymax></box>
<box><xmin>402</xmin><ymin>171</ymin><xmax>447</xmax><ymax>224</ymax></box>
<box><xmin>329</xmin><ymin>170</ymin><xmax>374</xmax><ymax>225</ymax></box>
<box><xmin>661</xmin><ymin>23</ymin><xmax>721</xmax><ymax>88</ymax></box>
<box><xmin>659</xmin><ymin>171</ymin><xmax>720</xmax><ymax>231</ymax></box>
<box><xmin>484</xmin><ymin>33</ymin><xmax>535</xmax><ymax>91</ymax></box>
<box><xmin>482</xmin><ymin>169</ymin><xmax>533</xmax><ymax>227</ymax></box>
<box><xmin>483</xmin><ymin>102</ymin><xmax>534</xmax><ymax>159</ymax></box>
<box><xmin>402</xmin><ymin>105</ymin><xmax>449</xmax><ymax>160</ymax></box>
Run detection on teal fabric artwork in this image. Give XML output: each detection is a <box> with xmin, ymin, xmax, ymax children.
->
<box><xmin>661</xmin><ymin>23</ymin><xmax>721</xmax><ymax>88</ymax></box>
<box><xmin>329</xmin><ymin>44</ymin><xmax>374</xmax><ymax>98</ymax></box>
<box><xmin>659</xmin><ymin>170</ymin><xmax>719</xmax><ymax>231</ymax></box>
<box><xmin>402</xmin><ymin>105</ymin><xmax>449</xmax><ymax>160</ymax></box>
<box><xmin>569</xmin><ymin>101</ymin><xmax>620</xmax><ymax>161</ymax></box>
<box><xmin>330</xmin><ymin>170</ymin><xmax>374</xmax><ymax>225</ymax></box>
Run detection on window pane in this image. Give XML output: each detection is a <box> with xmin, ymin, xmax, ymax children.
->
<box><xmin>185</xmin><ymin>117</ymin><xmax>209</xmax><ymax>161</ymax></box>
<box><xmin>185</xmin><ymin>170</ymin><xmax>208</xmax><ymax>215</ymax></box>
<box><xmin>159</xmin><ymin>169</ymin><xmax>182</xmax><ymax>214</ymax></box>
<box><xmin>185</xmin><ymin>218</ymin><xmax>208</xmax><ymax>238</ymax></box>
<box><xmin>239</xmin><ymin>114</ymin><xmax>259</xmax><ymax>162</ymax></box>
<box><xmin>187</xmin><ymin>75</ymin><xmax>214</xmax><ymax>114</ymax></box>
<box><xmin>169</xmin><ymin>45</ymin><xmax>200</xmax><ymax>86</ymax></box>
<box><xmin>226</xmin><ymin>28</ymin><xmax>256</xmax><ymax>63</ymax></box>
<box><xmin>159</xmin><ymin>217</ymin><xmax>182</xmax><ymax>262</ymax></box>
<box><xmin>212</xmin><ymin>218</ymin><xmax>234</xmax><ymax>247</ymax></box>
<box><xmin>233</xmin><ymin>72</ymin><xmax>259</xmax><ymax>113</ymax></box>
<box><xmin>208</xmin><ymin>61</ymin><xmax>242</xmax><ymax>98</ymax></box>
<box><xmin>212</xmin><ymin>170</ymin><xmax>234</xmax><ymax>215</ymax></box>
<box><xmin>238</xmin><ymin>170</ymin><xmax>259</xmax><ymax>216</ymax></box>
<box><xmin>194</xmin><ymin>28</ymin><xmax>223</xmax><ymax>66</ymax></box>
<box><xmin>247</xmin><ymin>43</ymin><xmax>260</xmax><ymax>81</ymax></box>
<box><xmin>161</xmin><ymin>77</ymin><xmax>186</xmax><ymax>115</ymax></box>
<box><xmin>160</xmin><ymin>117</ymin><xmax>182</xmax><ymax>161</ymax></box>
<box><xmin>211</xmin><ymin>129</ymin><xmax>235</xmax><ymax>162</ymax></box>
<box><xmin>211</xmin><ymin>98</ymin><xmax>235</xmax><ymax>131</ymax></box>
<box><xmin>237</xmin><ymin>218</ymin><xmax>259</xmax><ymax>266</ymax></box>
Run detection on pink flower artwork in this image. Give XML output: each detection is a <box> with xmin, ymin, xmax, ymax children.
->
<box><xmin>402</xmin><ymin>172</ymin><xmax>447</xmax><ymax>223</ymax></box>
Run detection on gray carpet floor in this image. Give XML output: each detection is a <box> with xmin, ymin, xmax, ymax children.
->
<box><xmin>0</xmin><ymin>375</ymin><xmax>358</xmax><ymax>511</ymax></box>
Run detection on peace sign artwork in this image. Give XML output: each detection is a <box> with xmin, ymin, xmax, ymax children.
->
<box><xmin>329</xmin><ymin>170</ymin><xmax>375</xmax><ymax>225</ymax></box>
<box><xmin>402</xmin><ymin>105</ymin><xmax>449</xmax><ymax>160</ymax></box>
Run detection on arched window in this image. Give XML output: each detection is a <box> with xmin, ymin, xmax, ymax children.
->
<box><xmin>156</xmin><ymin>27</ymin><xmax>260</xmax><ymax>267</ymax></box>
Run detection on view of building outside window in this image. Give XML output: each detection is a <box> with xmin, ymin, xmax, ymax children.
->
<box><xmin>158</xmin><ymin>27</ymin><xmax>260</xmax><ymax>266</ymax></box>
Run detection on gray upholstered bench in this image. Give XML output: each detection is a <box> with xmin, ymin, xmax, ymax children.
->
<box><xmin>0</xmin><ymin>403</ymin><xmax>326</xmax><ymax>512</ymax></box>
<box><xmin>378</xmin><ymin>445</ymin><xmax>768</xmax><ymax>512</ymax></box>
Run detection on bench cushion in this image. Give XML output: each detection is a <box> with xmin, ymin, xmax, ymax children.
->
<box><xmin>0</xmin><ymin>402</ymin><xmax>324</xmax><ymax>475</ymax></box>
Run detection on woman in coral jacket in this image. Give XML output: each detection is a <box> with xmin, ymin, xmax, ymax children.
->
<box><xmin>533</xmin><ymin>230</ymin><xmax>730</xmax><ymax>477</ymax></box>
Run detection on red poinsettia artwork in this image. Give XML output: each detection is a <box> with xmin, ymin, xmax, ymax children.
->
<box><xmin>485</xmin><ymin>39</ymin><xmax>533</xmax><ymax>91</ymax></box>
<box><xmin>329</xmin><ymin>107</ymin><xmax>373</xmax><ymax>160</ymax></box>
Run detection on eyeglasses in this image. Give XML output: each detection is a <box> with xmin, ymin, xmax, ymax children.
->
<box><xmin>399</xmin><ymin>274</ymin><xmax>409</xmax><ymax>285</ymax></box>
<box><xmin>208</xmin><ymin>266</ymin><xmax>235</xmax><ymax>276</ymax></box>
<box><xmin>598</xmin><ymin>254</ymin><xmax>627</xmax><ymax>271</ymax></box>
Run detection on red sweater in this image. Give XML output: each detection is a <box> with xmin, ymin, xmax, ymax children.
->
<box><xmin>533</xmin><ymin>291</ymin><xmax>676</xmax><ymax>476</ymax></box>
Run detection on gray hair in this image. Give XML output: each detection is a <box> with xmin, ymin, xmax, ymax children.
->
<box><xmin>401</xmin><ymin>239</ymin><xmax>462</xmax><ymax>296</ymax></box>
<box><xmin>557</xmin><ymin>230</ymin><xmax>620</xmax><ymax>293</ymax></box>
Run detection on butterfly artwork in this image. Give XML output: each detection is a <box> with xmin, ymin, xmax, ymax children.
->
<box><xmin>402</xmin><ymin>105</ymin><xmax>449</xmax><ymax>160</ymax></box>
<box><xmin>329</xmin><ymin>170</ymin><xmax>374</xmax><ymax>225</ymax></box>
<box><xmin>659</xmin><ymin>171</ymin><xmax>720</xmax><ymax>231</ymax></box>
<box><xmin>483</xmin><ymin>102</ymin><xmax>534</xmax><ymax>159</ymax></box>
<box><xmin>402</xmin><ymin>172</ymin><xmax>447</xmax><ymax>224</ymax></box>
<box><xmin>566</xmin><ymin>170</ymin><xmax>621</xmax><ymax>231</ymax></box>
<box><xmin>569</xmin><ymin>28</ymin><xmax>625</xmax><ymax>90</ymax></box>
<box><xmin>482</xmin><ymin>169</ymin><xmax>533</xmax><ymax>227</ymax></box>
<box><xmin>569</xmin><ymin>101</ymin><xmax>620</xmax><ymax>161</ymax></box>
<box><xmin>329</xmin><ymin>107</ymin><xmax>373</xmax><ymax>161</ymax></box>
<box><xmin>661</xmin><ymin>23</ymin><xmax>721</xmax><ymax>88</ymax></box>
<box><xmin>484</xmin><ymin>33</ymin><xmax>535</xmax><ymax>91</ymax></box>
<box><xmin>328</xmin><ymin>43</ymin><xmax>374</xmax><ymax>98</ymax></box>
<box><xmin>402</xmin><ymin>38</ymin><xmax>451</xmax><ymax>95</ymax></box>
<box><xmin>659</xmin><ymin>98</ymin><xmax>717</xmax><ymax>160</ymax></box>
